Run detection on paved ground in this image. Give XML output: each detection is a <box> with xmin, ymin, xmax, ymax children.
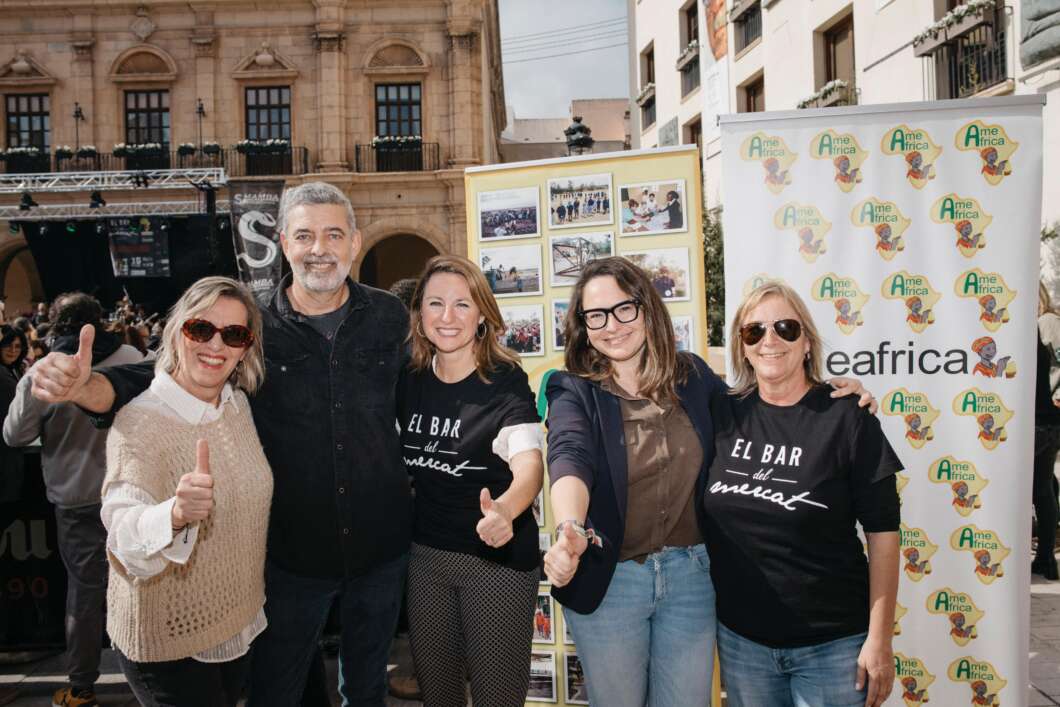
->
<box><xmin>3</xmin><ymin>557</ymin><xmax>1060</xmax><ymax>707</ymax></box>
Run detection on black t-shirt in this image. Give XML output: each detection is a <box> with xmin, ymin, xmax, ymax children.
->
<box><xmin>302</xmin><ymin>294</ymin><xmax>353</xmax><ymax>341</ymax></box>
<box><xmin>397</xmin><ymin>361</ymin><xmax>541</xmax><ymax>571</ymax></box>
<box><xmin>701</xmin><ymin>385</ymin><xmax>902</xmax><ymax>648</ymax></box>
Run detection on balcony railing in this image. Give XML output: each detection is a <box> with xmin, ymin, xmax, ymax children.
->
<box><xmin>3</xmin><ymin>146</ymin><xmax>311</xmax><ymax>177</ymax></box>
<box><xmin>936</xmin><ymin>18</ymin><xmax>1008</xmax><ymax>99</ymax></box>
<box><xmin>354</xmin><ymin>143</ymin><xmax>440</xmax><ymax>173</ymax></box>
<box><xmin>797</xmin><ymin>82</ymin><xmax>859</xmax><ymax>109</ymax></box>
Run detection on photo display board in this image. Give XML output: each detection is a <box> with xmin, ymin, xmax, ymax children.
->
<box><xmin>465</xmin><ymin>145</ymin><xmax>709</xmax><ymax>706</ymax></box>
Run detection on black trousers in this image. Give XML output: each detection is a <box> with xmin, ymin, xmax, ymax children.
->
<box><xmin>1034</xmin><ymin>424</ymin><xmax>1060</xmax><ymax>565</ymax></box>
<box><xmin>54</xmin><ymin>504</ymin><xmax>108</xmax><ymax>690</ymax></box>
<box><xmin>116</xmin><ymin>649</ymin><xmax>250</xmax><ymax>707</ymax></box>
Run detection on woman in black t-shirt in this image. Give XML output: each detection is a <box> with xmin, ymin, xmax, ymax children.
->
<box><xmin>398</xmin><ymin>255</ymin><xmax>544</xmax><ymax>707</ymax></box>
<box><xmin>702</xmin><ymin>281</ymin><xmax>901</xmax><ymax>707</ymax></box>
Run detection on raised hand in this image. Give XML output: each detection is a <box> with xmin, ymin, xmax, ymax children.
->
<box><xmin>543</xmin><ymin>522</ymin><xmax>589</xmax><ymax>587</ymax></box>
<box><xmin>172</xmin><ymin>440</ymin><xmax>213</xmax><ymax>529</ymax></box>
<box><xmin>476</xmin><ymin>488</ymin><xmax>513</xmax><ymax>548</ymax></box>
<box><xmin>30</xmin><ymin>323</ymin><xmax>94</xmax><ymax>403</ymax></box>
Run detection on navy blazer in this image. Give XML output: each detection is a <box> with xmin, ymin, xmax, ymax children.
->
<box><xmin>544</xmin><ymin>353</ymin><xmax>726</xmax><ymax>614</ymax></box>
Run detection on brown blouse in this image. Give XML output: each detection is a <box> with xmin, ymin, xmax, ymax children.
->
<box><xmin>601</xmin><ymin>379</ymin><xmax>705</xmax><ymax>562</ymax></box>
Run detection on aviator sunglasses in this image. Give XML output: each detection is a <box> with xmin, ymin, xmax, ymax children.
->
<box><xmin>739</xmin><ymin>318</ymin><xmax>802</xmax><ymax>346</ymax></box>
<box><xmin>181</xmin><ymin>318</ymin><xmax>255</xmax><ymax>349</ymax></box>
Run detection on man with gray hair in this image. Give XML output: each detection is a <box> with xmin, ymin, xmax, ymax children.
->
<box><xmin>4</xmin><ymin>292</ymin><xmax>144</xmax><ymax>707</ymax></box>
<box><xmin>29</xmin><ymin>182</ymin><xmax>413</xmax><ymax>706</ymax></box>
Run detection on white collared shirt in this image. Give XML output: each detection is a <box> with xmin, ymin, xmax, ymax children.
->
<box><xmin>100</xmin><ymin>371</ymin><xmax>267</xmax><ymax>663</ymax></box>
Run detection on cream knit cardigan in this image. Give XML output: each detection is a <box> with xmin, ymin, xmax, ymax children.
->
<box><xmin>103</xmin><ymin>389</ymin><xmax>272</xmax><ymax>663</ymax></box>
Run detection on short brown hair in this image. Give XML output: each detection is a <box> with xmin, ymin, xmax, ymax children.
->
<box><xmin>407</xmin><ymin>255</ymin><xmax>519</xmax><ymax>381</ymax></box>
<box><xmin>563</xmin><ymin>256</ymin><xmax>689</xmax><ymax>403</ymax></box>
<box><xmin>728</xmin><ymin>280</ymin><xmax>823</xmax><ymax>397</ymax></box>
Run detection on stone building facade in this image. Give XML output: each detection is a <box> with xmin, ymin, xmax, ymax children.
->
<box><xmin>0</xmin><ymin>0</ymin><xmax>506</xmax><ymax>311</ymax></box>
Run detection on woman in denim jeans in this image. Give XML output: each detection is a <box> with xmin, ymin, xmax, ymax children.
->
<box><xmin>702</xmin><ymin>281</ymin><xmax>900</xmax><ymax>707</ymax></box>
<box><xmin>542</xmin><ymin>261</ymin><xmax>873</xmax><ymax>706</ymax></box>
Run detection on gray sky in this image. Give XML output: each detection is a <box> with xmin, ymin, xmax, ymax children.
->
<box><xmin>498</xmin><ymin>0</ymin><xmax>630</xmax><ymax>121</ymax></box>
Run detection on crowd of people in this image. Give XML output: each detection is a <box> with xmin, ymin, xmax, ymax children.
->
<box><xmin>550</xmin><ymin>189</ymin><xmax>610</xmax><ymax>225</ymax></box>
<box><xmin>5</xmin><ymin>178</ymin><xmax>1053</xmax><ymax>707</ymax></box>
<box><xmin>480</xmin><ymin>207</ymin><xmax>537</xmax><ymax>239</ymax></box>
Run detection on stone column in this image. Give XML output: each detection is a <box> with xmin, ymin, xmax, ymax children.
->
<box><xmin>445</xmin><ymin>15</ymin><xmax>481</xmax><ymax>168</ymax></box>
<box><xmin>69</xmin><ymin>8</ymin><xmax>96</xmax><ymax>149</ymax></box>
<box><xmin>192</xmin><ymin>10</ymin><xmax>217</xmax><ymax>146</ymax></box>
<box><xmin>314</xmin><ymin>0</ymin><xmax>348</xmax><ymax>171</ymax></box>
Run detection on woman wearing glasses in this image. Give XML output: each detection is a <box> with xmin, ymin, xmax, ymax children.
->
<box><xmin>542</xmin><ymin>260</ymin><xmax>873</xmax><ymax>707</ymax></box>
<box><xmin>702</xmin><ymin>281</ymin><xmax>900</xmax><ymax>707</ymax></box>
<box><xmin>101</xmin><ymin>276</ymin><xmax>271</xmax><ymax>707</ymax></box>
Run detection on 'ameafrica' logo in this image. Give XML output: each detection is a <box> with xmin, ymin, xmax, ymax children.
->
<box><xmin>948</xmin><ymin>656</ymin><xmax>1006</xmax><ymax>706</ymax></box>
<box><xmin>773</xmin><ymin>203</ymin><xmax>830</xmax><ymax>262</ymax></box>
<box><xmin>970</xmin><ymin>336</ymin><xmax>1017</xmax><ymax>379</ymax></box>
<box><xmin>742</xmin><ymin>273</ymin><xmax>783</xmax><ymax>297</ymax></box>
<box><xmin>926</xmin><ymin>587</ymin><xmax>985</xmax><ymax>647</ymax></box>
<box><xmin>810</xmin><ymin>129</ymin><xmax>867</xmax><ymax>192</ymax></box>
<box><xmin>955</xmin><ymin>120</ymin><xmax>1018</xmax><ymax>186</ymax></box>
<box><xmin>929</xmin><ymin>455</ymin><xmax>988</xmax><ymax>516</ymax></box>
<box><xmin>882</xmin><ymin>388</ymin><xmax>938</xmax><ymax>449</ymax></box>
<box><xmin>881</xmin><ymin>272</ymin><xmax>940</xmax><ymax>333</ymax></box>
<box><xmin>950</xmin><ymin>524</ymin><xmax>1010</xmax><ymax>585</ymax></box>
<box><xmin>931</xmin><ymin>193</ymin><xmax>994</xmax><ymax>258</ymax></box>
<box><xmin>851</xmin><ymin>198</ymin><xmax>911</xmax><ymax>260</ymax></box>
<box><xmin>811</xmin><ymin>273</ymin><xmax>868</xmax><ymax>335</ymax></box>
<box><xmin>900</xmin><ymin>523</ymin><xmax>937</xmax><ymax>582</ymax></box>
<box><xmin>952</xmin><ymin>388</ymin><xmax>1013</xmax><ymax>451</ymax></box>
<box><xmin>881</xmin><ymin>124</ymin><xmax>942</xmax><ymax>189</ymax></box>
<box><xmin>740</xmin><ymin>131</ymin><xmax>797</xmax><ymax>194</ymax></box>
<box><xmin>894</xmin><ymin>653</ymin><xmax>934</xmax><ymax>706</ymax></box>
<box><xmin>954</xmin><ymin>269</ymin><xmax>1016</xmax><ymax>333</ymax></box>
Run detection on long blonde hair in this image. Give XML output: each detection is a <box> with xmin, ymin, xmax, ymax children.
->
<box><xmin>407</xmin><ymin>255</ymin><xmax>519</xmax><ymax>381</ymax></box>
<box><xmin>728</xmin><ymin>281</ymin><xmax>823</xmax><ymax>397</ymax></box>
<box><xmin>155</xmin><ymin>276</ymin><xmax>265</xmax><ymax>393</ymax></box>
<box><xmin>563</xmin><ymin>257</ymin><xmax>690</xmax><ymax>403</ymax></box>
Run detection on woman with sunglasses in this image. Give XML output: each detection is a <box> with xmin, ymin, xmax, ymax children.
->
<box><xmin>702</xmin><ymin>281</ymin><xmax>901</xmax><ymax>707</ymax></box>
<box><xmin>101</xmin><ymin>276</ymin><xmax>271</xmax><ymax>707</ymax></box>
<box><xmin>542</xmin><ymin>260</ymin><xmax>873</xmax><ymax>707</ymax></box>
<box><xmin>399</xmin><ymin>255</ymin><xmax>544</xmax><ymax>707</ymax></box>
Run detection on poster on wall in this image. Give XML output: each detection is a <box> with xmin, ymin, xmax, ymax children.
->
<box><xmin>720</xmin><ymin>95</ymin><xmax>1044</xmax><ymax>707</ymax></box>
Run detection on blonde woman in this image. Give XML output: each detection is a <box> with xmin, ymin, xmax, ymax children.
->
<box><xmin>704</xmin><ymin>281</ymin><xmax>900</xmax><ymax>707</ymax></box>
<box><xmin>399</xmin><ymin>255</ymin><xmax>544</xmax><ymax>707</ymax></box>
<box><xmin>101</xmin><ymin>276</ymin><xmax>271</xmax><ymax>706</ymax></box>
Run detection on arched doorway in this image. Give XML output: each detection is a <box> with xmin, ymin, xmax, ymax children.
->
<box><xmin>0</xmin><ymin>242</ymin><xmax>44</xmax><ymax>317</ymax></box>
<box><xmin>358</xmin><ymin>233</ymin><xmax>439</xmax><ymax>290</ymax></box>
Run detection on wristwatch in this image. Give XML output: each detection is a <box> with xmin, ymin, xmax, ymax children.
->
<box><xmin>555</xmin><ymin>519</ymin><xmax>603</xmax><ymax>547</ymax></box>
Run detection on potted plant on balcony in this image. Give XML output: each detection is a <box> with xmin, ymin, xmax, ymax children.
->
<box><xmin>4</xmin><ymin>145</ymin><xmax>48</xmax><ymax>173</ymax></box>
<box><xmin>675</xmin><ymin>39</ymin><xmax>700</xmax><ymax>71</ymax></box>
<box><xmin>235</xmin><ymin>139</ymin><xmax>263</xmax><ymax>155</ymax></box>
<box><xmin>371</xmin><ymin>135</ymin><xmax>423</xmax><ymax>171</ymax></box>
<box><xmin>177</xmin><ymin>142</ymin><xmax>197</xmax><ymax>157</ymax></box>
<box><xmin>122</xmin><ymin>142</ymin><xmax>168</xmax><ymax>170</ymax></box>
<box><xmin>55</xmin><ymin>145</ymin><xmax>74</xmax><ymax>161</ymax></box>
<box><xmin>76</xmin><ymin>145</ymin><xmax>97</xmax><ymax>159</ymax></box>
<box><xmin>797</xmin><ymin>79</ymin><xmax>852</xmax><ymax>109</ymax></box>
<box><xmin>912</xmin><ymin>0</ymin><xmax>995</xmax><ymax>57</ymax></box>
<box><xmin>635</xmin><ymin>82</ymin><xmax>656</xmax><ymax>107</ymax></box>
<box><xmin>202</xmin><ymin>140</ymin><xmax>221</xmax><ymax>156</ymax></box>
<box><xmin>112</xmin><ymin>143</ymin><xmax>129</xmax><ymax>158</ymax></box>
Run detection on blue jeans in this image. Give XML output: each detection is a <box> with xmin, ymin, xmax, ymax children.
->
<box><xmin>247</xmin><ymin>553</ymin><xmax>408</xmax><ymax>707</ymax></box>
<box><xmin>563</xmin><ymin>544</ymin><xmax>716</xmax><ymax>707</ymax></box>
<box><xmin>718</xmin><ymin>623</ymin><xmax>868</xmax><ymax>707</ymax></box>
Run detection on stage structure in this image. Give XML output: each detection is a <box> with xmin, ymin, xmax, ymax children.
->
<box><xmin>0</xmin><ymin>168</ymin><xmax>226</xmax><ymax>193</ymax></box>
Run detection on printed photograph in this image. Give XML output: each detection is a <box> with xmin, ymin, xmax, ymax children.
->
<box><xmin>552</xmin><ymin>299</ymin><xmax>570</xmax><ymax>351</ymax></box>
<box><xmin>672</xmin><ymin>315</ymin><xmax>693</xmax><ymax>352</ymax></box>
<box><xmin>527</xmin><ymin>651</ymin><xmax>558</xmax><ymax>703</ymax></box>
<box><xmin>498</xmin><ymin>304</ymin><xmax>544</xmax><ymax>357</ymax></box>
<box><xmin>562</xmin><ymin>608</ymin><xmax>575</xmax><ymax>645</ymax></box>
<box><xmin>623</xmin><ymin>247</ymin><xmax>692</xmax><ymax>302</ymax></box>
<box><xmin>549</xmin><ymin>232</ymin><xmax>614</xmax><ymax>286</ymax></box>
<box><xmin>532</xmin><ymin>489</ymin><xmax>544</xmax><ymax>527</ymax></box>
<box><xmin>480</xmin><ymin>244</ymin><xmax>543</xmax><ymax>298</ymax></box>
<box><xmin>619</xmin><ymin>180</ymin><xmax>687</xmax><ymax>236</ymax></box>
<box><xmin>478</xmin><ymin>186</ymin><xmax>540</xmax><ymax>241</ymax></box>
<box><xmin>533</xmin><ymin>591</ymin><xmax>555</xmax><ymax>644</ymax></box>
<box><xmin>548</xmin><ymin>173</ymin><xmax>614</xmax><ymax>229</ymax></box>
<box><xmin>565</xmin><ymin>653</ymin><xmax>589</xmax><ymax>704</ymax></box>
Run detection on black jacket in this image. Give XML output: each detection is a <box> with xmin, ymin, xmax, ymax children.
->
<box><xmin>544</xmin><ymin>353</ymin><xmax>724</xmax><ymax>614</ymax></box>
<box><xmin>99</xmin><ymin>276</ymin><xmax>413</xmax><ymax>579</ymax></box>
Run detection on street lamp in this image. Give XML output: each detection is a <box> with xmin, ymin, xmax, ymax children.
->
<box><xmin>72</xmin><ymin>102</ymin><xmax>85</xmax><ymax>151</ymax></box>
<box><xmin>564</xmin><ymin>116</ymin><xmax>594</xmax><ymax>156</ymax></box>
<box><xmin>196</xmin><ymin>98</ymin><xmax>206</xmax><ymax>148</ymax></box>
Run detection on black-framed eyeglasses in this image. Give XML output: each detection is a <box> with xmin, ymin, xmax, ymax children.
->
<box><xmin>579</xmin><ymin>299</ymin><xmax>642</xmax><ymax>330</ymax></box>
<box><xmin>739</xmin><ymin>318</ymin><xmax>802</xmax><ymax>346</ymax></box>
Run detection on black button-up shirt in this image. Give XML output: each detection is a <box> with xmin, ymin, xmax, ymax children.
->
<box><xmin>100</xmin><ymin>276</ymin><xmax>413</xmax><ymax>579</ymax></box>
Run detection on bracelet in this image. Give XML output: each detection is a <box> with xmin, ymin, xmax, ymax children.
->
<box><xmin>555</xmin><ymin>519</ymin><xmax>603</xmax><ymax>548</ymax></box>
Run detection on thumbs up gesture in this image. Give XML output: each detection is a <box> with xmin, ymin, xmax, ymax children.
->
<box><xmin>30</xmin><ymin>323</ymin><xmax>94</xmax><ymax>403</ymax></box>
<box><xmin>172</xmin><ymin>440</ymin><xmax>214</xmax><ymax>528</ymax></box>
<box><xmin>543</xmin><ymin>521</ymin><xmax>589</xmax><ymax>587</ymax></box>
<box><xmin>475</xmin><ymin>488</ymin><xmax>513</xmax><ymax>548</ymax></box>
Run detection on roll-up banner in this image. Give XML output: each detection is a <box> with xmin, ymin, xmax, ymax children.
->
<box><xmin>228</xmin><ymin>180</ymin><xmax>284</xmax><ymax>300</ymax></box>
<box><xmin>720</xmin><ymin>95</ymin><xmax>1044</xmax><ymax>707</ymax></box>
